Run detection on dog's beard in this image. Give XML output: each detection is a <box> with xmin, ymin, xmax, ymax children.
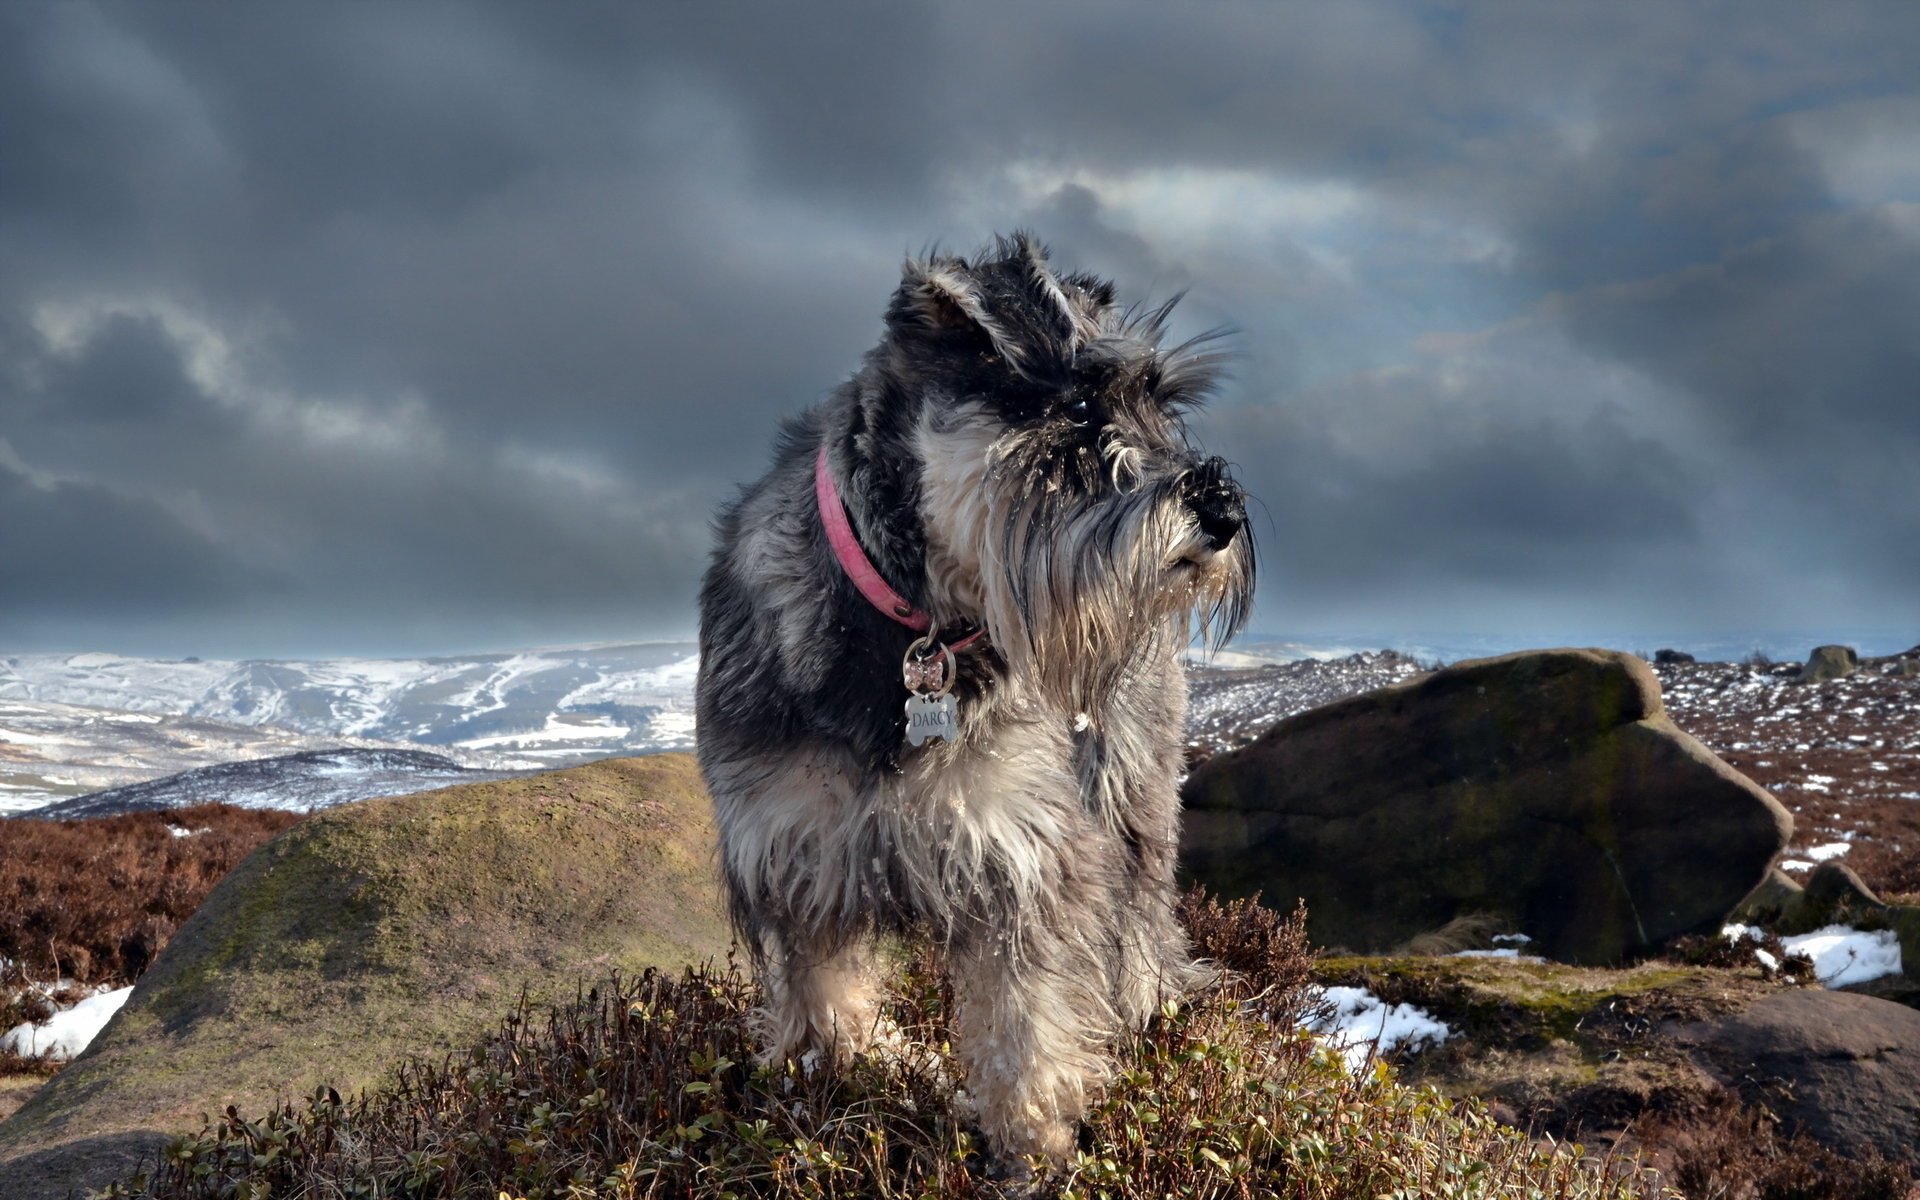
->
<box><xmin>977</xmin><ymin>466</ymin><xmax>1254</xmax><ymax>708</ymax></box>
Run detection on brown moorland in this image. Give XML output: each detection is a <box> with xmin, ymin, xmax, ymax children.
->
<box><xmin>0</xmin><ymin>805</ymin><xmax>301</xmax><ymax>1022</ymax></box>
<box><xmin>1654</xmin><ymin>658</ymin><xmax>1920</xmax><ymax>899</ymax></box>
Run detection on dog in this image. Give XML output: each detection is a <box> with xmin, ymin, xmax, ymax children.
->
<box><xmin>695</xmin><ymin>233</ymin><xmax>1253</xmax><ymax>1171</ymax></box>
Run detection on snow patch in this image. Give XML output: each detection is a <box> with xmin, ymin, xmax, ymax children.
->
<box><xmin>1721</xmin><ymin>923</ymin><xmax>1902</xmax><ymax>988</ymax></box>
<box><xmin>1304</xmin><ymin>986</ymin><xmax>1450</xmax><ymax>1072</ymax></box>
<box><xmin>1</xmin><ymin>986</ymin><xmax>133</xmax><ymax>1060</ymax></box>
<box><xmin>1782</xmin><ymin>925</ymin><xmax>1903</xmax><ymax>988</ymax></box>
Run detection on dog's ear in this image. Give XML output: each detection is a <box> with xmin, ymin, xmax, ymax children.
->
<box><xmin>887</xmin><ymin>258</ymin><xmax>1035</xmax><ymax>366</ymax></box>
<box><xmin>891</xmin><ymin>259</ymin><xmax>991</xmax><ymax>331</ymax></box>
<box><xmin>1060</xmin><ymin>270</ymin><xmax>1117</xmax><ymax>320</ymax></box>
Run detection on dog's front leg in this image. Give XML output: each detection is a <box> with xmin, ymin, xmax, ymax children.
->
<box><xmin>951</xmin><ymin>919</ymin><xmax>1117</xmax><ymax>1169</ymax></box>
<box><xmin>757</xmin><ymin>932</ymin><xmax>882</xmax><ymax>1070</ymax></box>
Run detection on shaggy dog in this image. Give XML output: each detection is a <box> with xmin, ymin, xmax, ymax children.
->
<box><xmin>695</xmin><ymin>233</ymin><xmax>1253</xmax><ymax>1172</ymax></box>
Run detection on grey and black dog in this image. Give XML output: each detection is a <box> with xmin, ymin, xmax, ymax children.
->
<box><xmin>695</xmin><ymin>233</ymin><xmax>1253</xmax><ymax>1168</ymax></box>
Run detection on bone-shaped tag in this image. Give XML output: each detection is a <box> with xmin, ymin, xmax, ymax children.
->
<box><xmin>904</xmin><ymin>693</ymin><xmax>959</xmax><ymax>746</ymax></box>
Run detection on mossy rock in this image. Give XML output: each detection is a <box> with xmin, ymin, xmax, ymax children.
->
<box><xmin>0</xmin><ymin>754</ymin><xmax>730</xmax><ymax>1200</ymax></box>
<box><xmin>1798</xmin><ymin>644</ymin><xmax>1859</xmax><ymax>683</ymax></box>
<box><xmin>1181</xmin><ymin>649</ymin><xmax>1793</xmax><ymax>964</ymax></box>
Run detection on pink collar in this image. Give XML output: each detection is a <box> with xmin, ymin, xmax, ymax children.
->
<box><xmin>815</xmin><ymin>445</ymin><xmax>987</xmax><ymax>652</ymax></box>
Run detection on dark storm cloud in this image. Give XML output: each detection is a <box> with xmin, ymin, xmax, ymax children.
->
<box><xmin>3</xmin><ymin>0</ymin><xmax>1918</xmax><ymax>655</ymax></box>
<box><xmin>0</xmin><ymin>451</ymin><xmax>277</xmax><ymax>615</ymax></box>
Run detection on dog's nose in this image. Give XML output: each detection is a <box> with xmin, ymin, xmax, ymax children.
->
<box><xmin>1197</xmin><ymin>503</ymin><xmax>1243</xmax><ymax>550</ymax></box>
<box><xmin>1185</xmin><ymin>458</ymin><xmax>1246</xmax><ymax>551</ymax></box>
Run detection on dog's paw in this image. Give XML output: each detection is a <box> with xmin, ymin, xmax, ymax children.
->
<box><xmin>977</xmin><ymin>1150</ymin><xmax>1043</xmax><ymax>1198</ymax></box>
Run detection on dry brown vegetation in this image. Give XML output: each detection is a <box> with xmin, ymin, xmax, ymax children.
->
<box><xmin>0</xmin><ymin>804</ymin><xmax>302</xmax><ymax>1012</ymax></box>
<box><xmin>1631</xmin><ymin>1096</ymin><xmax>1912</xmax><ymax>1200</ymax></box>
<box><xmin>1656</xmin><ymin>659</ymin><xmax>1920</xmax><ymax>899</ymax></box>
<box><xmin>111</xmin><ymin>896</ymin><xmax>1668</xmax><ymax>1200</ymax></box>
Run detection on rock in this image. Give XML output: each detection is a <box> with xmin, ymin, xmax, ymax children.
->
<box><xmin>0</xmin><ymin>754</ymin><xmax>731</xmax><ymax>1200</ymax></box>
<box><xmin>1798</xmin><ymin>644</ymin><xmax>1858</xmax><ymax>683</ymax></box>
<box><xmin>1731</xmin><ymin>867</ymin><xmax>1804</xmax><ymax>926</ymax></box>
<box><xmin>1880</xmin><ymin>903</ymin><xmax>1920</xmax><ymax>980</ymax></box>
<box><xmin>1731</xmin><ymin>866</ymin><xmax>1918</xmax><ymax>991</ymax></box>
<box><xmin>1670</xmin><ymin>989</ymin><xmax>1920</xmax><ymax>1164</ymax></box>
<box><xmin>1180</xmin><ymin>649</ymin><xmax>1793</xmax><ymax>965</ymax></box>
<box><xmin>1775</xmin><ymin>861</ymin><xmax>1883</xmax><ymax>936</ymax></box>
<box><xmin>1652</xmin><ymin>649</ymin><xmax>1695</xmax><ymax>665</ymax></box>
<box><xmin>1888</xmin><ymin>656</ymin><xmax>1920</xmax><ymax>678</ymax></box>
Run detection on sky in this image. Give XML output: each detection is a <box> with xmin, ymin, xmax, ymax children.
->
<box><xmin>2</xmin><ymin>1</ymin><xmax>1917</xmax><ymax>660</ymax></box>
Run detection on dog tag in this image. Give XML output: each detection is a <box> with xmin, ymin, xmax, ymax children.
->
<box><xmin>901</xmin><ymin>634</ymin><xmax>962</xmax><ymax>747</ymax></box>
<box><xmin>904</xmin><ymin>692</ymin><xmax>959</xmax><ymax>746</ymax></box>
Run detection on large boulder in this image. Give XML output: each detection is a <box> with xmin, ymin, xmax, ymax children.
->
<box><xmin>1798</xmin><ymin>644</ymin><xmax>1859</xmax><ymax>683</ymax></box>
<box><xmin>1180</xmin><ymin>649</ymin><xmax>1792</xmax><ymax>965</ymax></box>
<box><xmin>0</xmin><ymin>753</ymin><xmax>731</xmax><ymax>1200</ymax></box>
<box><xmin>1670</xmin><ymin>989</ymin><xmax>1920</xmax><ymax>1164</ymax></box>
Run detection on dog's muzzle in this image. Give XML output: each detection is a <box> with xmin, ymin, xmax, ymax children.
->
<box><xmin>1181</xmin><ymin>456</ymin><xmax>1247</xmax><ymax>552</ymax></box>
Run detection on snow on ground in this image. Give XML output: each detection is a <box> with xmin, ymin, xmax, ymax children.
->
<box><xmin>1779</xmin><ymin>926</ymin><xmax>1903</xmax><ymax>988</ymax></box>
<box><xmin>1449</xmin><ymin>948</ymin><xmax>1546</xmax><ymax>961</ymax></box>
<box><xmin>1187</xmin><ymin>651</ymin><xmax>1425</xmax><ymax>754</ymax></box>
<box><xmin>1721</xmin><ymin>923</ymin><xmax>1904</xmax><ymax>988</ymax></box>
<box><xmin>1</xmin><ymin>986</ymin><xmax>132</xmax><ymax>1061</ymax></box>
<box><xmin>1450</xmin><ymin>934</ymin><xmax>1541</xmax><ymax>961</ymax></box>
<box><xmin>457</xmin><ymin>711</ymin><xmax>630</xmax><ymax>751</ymax></box>
<box><xmin>1303</xmin><ymin>986</ymin><xmax>1451</xmax><ymax>1072</ymax></box>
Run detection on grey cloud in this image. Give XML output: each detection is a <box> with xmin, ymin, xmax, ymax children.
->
<box><xmin>0</xmin><ymin>452</ymin><xmax>278</xmax><ymax>616</ymax></box>
<box><xmin>2</xmin><ymin>0</ymin><xmax>1917</xmax><ymax>654</ymax></box>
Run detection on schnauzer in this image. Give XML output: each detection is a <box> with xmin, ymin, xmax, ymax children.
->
<box><xmin>695</xmin><ymin>233</ymin><xmax>1253</xmax><ymax>1170</ymax></box>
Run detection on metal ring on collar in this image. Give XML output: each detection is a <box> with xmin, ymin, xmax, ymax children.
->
<box><xmin>902</xmin><ymin>634</ymin><xmax>958</xmax><ymax>698</ymax></box>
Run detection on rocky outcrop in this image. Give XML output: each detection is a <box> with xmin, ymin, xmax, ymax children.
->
<box><xmin>1798</xmin><ymin>644</ymin><xmax>1859</xmax><ymax>683</ymax></box>
<box><xmin>1180</xmin><ymin>649</ymin><xmax>1793</xmax><ymax>965</ymax></box>
<box><xmin>0</xmin><ymin>754</ymin><xmax>732</xmax><ymax>1200</ymax></box>
<box><xmin>1670</xmin><ymin>989</ymin><xmax>1920</xmax><ymax>1164</ymax></box>
<box><xmin>1733</xmin><ymin>862</ymin><xmax>1920</xmax><ymax>1000</ymax></box>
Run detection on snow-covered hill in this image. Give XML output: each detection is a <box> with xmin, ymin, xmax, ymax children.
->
<box><xmin>32</xmin><ymin>748</ymin><xmax>517</xmax><ymax>818</ymax></box>
<box><xmin>0</xmin><ymin>642</ymin><xmax>701</xmax><ymax>764</ymax></box>
<box><xmin>0</xmin><ymin>696</ymin><xmax>461</xmax><ymax>815</ymax></box>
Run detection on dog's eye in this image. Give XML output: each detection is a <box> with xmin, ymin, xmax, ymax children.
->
<box><xmin>1067</xmin><ymin>398</ymin><xmax>1090</xmax><ymax>417</ymax></box>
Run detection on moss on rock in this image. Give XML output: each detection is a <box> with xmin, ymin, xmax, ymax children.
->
<box><xmin>1314</xmin><ymin>953</ymin><xmax>1784</xmax><ymax>1139</ymax></box>
<box><xmin>0</xmin><ymin>753</ymin><xmax>731</xmax><ymax>1200</ymax></box>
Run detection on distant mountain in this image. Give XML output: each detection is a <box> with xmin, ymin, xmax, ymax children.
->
<box><xmin>4</xmin><ymin>639</ymin><xmax>1421</xmax><ymax>819</ymax></box>
<box><xmin>33</xmin><ymin>748</ymin><xmax>520</xmax><ymax>818</ymax></box>
<box><xmin>0</xmin><ymin>695</ymin><xmax>453</xmax><ymax>815</ymax></box>
<box><xmin>0</xmin><ymin>642</ymin><xmax>701</xmax><ymax>767</ymax></box>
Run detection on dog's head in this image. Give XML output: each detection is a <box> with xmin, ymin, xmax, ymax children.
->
<box><xmin>863</xmin><ymin>232</ymin><xmax>1254</xmax><ymax>699</ymax></box>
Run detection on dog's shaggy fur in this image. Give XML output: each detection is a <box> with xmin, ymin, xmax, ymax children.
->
<box><xmin>696</xmin><ymin>233</ymin><xmax>1253</xmax><ymax>1167</ymax></box>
